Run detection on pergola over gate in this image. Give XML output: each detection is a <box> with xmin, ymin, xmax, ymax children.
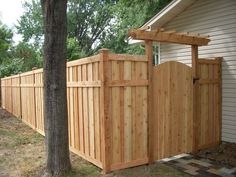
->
<box><xmin>129</xmin><ymin>29</ymin><xmax>222</xmax><ymax>163</ymax></box>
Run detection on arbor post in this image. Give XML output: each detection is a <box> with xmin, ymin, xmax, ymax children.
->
<box><xmin>192</xmin><ymin>45</ymin><xmax>199</xmax><ymax>153</ymax></box>
<box><xmin>145</xmin><ymin>40</ymin><xmax>154</xmax><ymax>164</ymax></box>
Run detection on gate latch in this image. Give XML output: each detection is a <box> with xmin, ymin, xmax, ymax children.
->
<box><xmin>193</xmin><ymin>77</ymin><xmax>200</xmax><ymax>84</ymax></box>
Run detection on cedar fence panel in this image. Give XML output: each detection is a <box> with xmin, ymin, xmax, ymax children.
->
<box><xmin>34</xmin><ymin>69</ymin><xmax>44</xmax><ymax>135</ymax></box>
<box><xmin>20</xmin><ymin>71</ymin><xmax>36</xmax><ymax>129</ymax></box>
<box><xmin>2</xmin><ymin>77</ymin><xmax>12</xmax><ymax>112</ymax></box>
<box><xmin>66</xmin><ymin>54</ymin><xmax>103</xmax><ymax>167</ymax></box>
<box><xmin>196</xmin><ymin>58</ymin><xmax>222</xmax><ymax>149</ymax></box>
<box><xmin>11</xmin><ymin>75</ymin><xmax>21</xmax><ymax>118</ymax></box>
<box><xmin>107</xmin><ymin>53</ymin><xmax>148</xmax><ymax>171</ymax></box>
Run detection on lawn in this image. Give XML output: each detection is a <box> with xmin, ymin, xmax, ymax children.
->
<box><xmin>0</xmin><ymin>108</ymin><xmax>190</xmax><ymax>177</ymax></box>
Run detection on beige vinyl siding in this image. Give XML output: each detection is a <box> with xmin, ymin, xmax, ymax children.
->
<box><xmin>160</xmin><ymin>0</ymin><xmax>236</xmax><ymax>142</ymax></box>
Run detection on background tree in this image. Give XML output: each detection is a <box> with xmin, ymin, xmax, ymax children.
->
<box><xmin>16</xmin><ymin>0</ymin><xmax>171</xmax><ymax>58</ymax></box>
<box><xmin>17</xmin><ymin>0</ymin><xmax>117</xmax><ymax>58</ymax></box>
<box><xmin>0</xmin><ymin>22</ymin><xmax>13</xmax><ymax>63</ymax></box>
<box><xmin>0</xmin><ymin>41</ymin><xmax>42</xmax><ymax>77</ymax></box>
<box><xmin>41</xmin><ymin>0</ymin><xmax>71</xmax><ymax>175</ymax></box>
<box><xmin>16</xmin><ymin>0</ymin><xmax>43</xmax><ymax>47</ymax></box>
<box><xmin>101</xmin><ymin>0</ymin><xmax>172</xmax><ymax>54</ymax></box>
<box><xmin>1</xmin><ymin>0</ymin><xmax>172</xmax><ymax>78</ymax></box>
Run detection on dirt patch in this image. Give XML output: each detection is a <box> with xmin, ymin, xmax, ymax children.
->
<box><xmin>0</xmin><ymin>108</ymin><xmax>190</xmax><ymax>177</ymax></box>
<box><xmin>196</xmin><ymin>142</ymin><xmax>236</xmax><ymax>167</ymax></box>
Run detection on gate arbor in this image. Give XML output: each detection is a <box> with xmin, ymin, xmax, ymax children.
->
<box><xmin>129</xmin><ymin>28</ymin><xmax>221</xmax><ymax>163</ymax></box>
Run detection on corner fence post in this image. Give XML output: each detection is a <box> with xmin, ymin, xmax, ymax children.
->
<box><xmin>145</xmin><ymin>40</ymin><xmax>154</xmax><ymax>164</ymax></box>
<box><xmin>99</xmin><ymin>48</ymin><xmax>111</xmax><ymax>174</ymax></box>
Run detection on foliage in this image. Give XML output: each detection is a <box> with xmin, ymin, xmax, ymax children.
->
<box><xmin>67</xmin><ymin>0</ymin><xmax>117</xmax><ymax>55</ymax></box>
<box><xmin>0</xmin><ymin>22</ymin><xmax>13</xmax><ymax>63</ymax></box>
<box><xmin>67</xmin><ymin>37</ymin><xmax>86</xmax><ymax>60</ymax></box>
<box><xmin>101</xmin><ymin>0</ymin><xmax>172</xmax><ymax>54</ymax></box>
<box><xmin>1</xmin><ymin>0</ymin><xmax>172</xmax><ymax>77</ymax></box>
<box><xmin>0</xmin><ymin>42</ymin><xmax>42</xmax><ymax>77</ymax></box>
<box><xmin>16</xmin><ymin>0</ymin><xmax>43</xmax><ymax>46</ymax></box>
<box><xmin>16</xmin><ymin>0</ymin><xmax>117</xmax><ymax>57</ymax></box>
<box><xmin>16</xmin><ymin>0</ymin><xmax>171</xmax><ymax>57</ymax></box>
<box><xmin>10</xmin><ymin>42</ymin><xmax>42</xmax><ymax>71</ymax></box>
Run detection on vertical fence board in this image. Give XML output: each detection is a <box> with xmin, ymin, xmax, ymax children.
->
<box><xmin>123</xmin><ymin>61</ymin><xmax>132</xmax><ymax>162</ymax></box>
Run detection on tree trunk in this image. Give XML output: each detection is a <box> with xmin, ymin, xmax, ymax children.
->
<box><xmin>41</xmin><ymin>0</ymin><xmax>71</xmax><ymax>175</ymax></box>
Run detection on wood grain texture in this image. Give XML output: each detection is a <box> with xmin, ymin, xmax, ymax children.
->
<box><xmin>108</xmin><ymin>55</ymin><xmax>148</xmax><ymax>170</ymax></box>
<box><xmin>197</xmin><ymin>58</ymin><xmax>222</xmax><ymax>150</ymax></box>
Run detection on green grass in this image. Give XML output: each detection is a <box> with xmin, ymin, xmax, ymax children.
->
<box><xmin>0</xmin><ymin>128</ymin><xmax>17</xmax><ymax>137</ymax></box>
<box><xmin>0</xmin><ymin>127</ymin><xmax>43</xmax><ymax>149</ymax></box>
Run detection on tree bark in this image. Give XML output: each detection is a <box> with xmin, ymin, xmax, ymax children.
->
<box><xmin>41</xmin><ymin>0</ymin><xmax>71</xmax><ymax>175</ymax></box>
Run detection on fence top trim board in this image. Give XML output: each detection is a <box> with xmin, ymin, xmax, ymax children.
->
<box><xmin>66</xmin><ymin>54</ymin><xmax>100</xmax><ymax>67</ymax></box>
<box><xmin>108</xmin><ymin>53</ymin><xmax>147</xmax><ymax>61</ymax></box>
<box><xmin>1</xmin><ymin>74</ymin><xmax>20</xmax><ymax>80</ymax></box>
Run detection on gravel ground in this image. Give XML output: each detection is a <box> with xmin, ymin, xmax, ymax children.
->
<box><xmin>196</xmin><ymin>142</ymin><xmax>236</xmax><ymax>167</ymax></box>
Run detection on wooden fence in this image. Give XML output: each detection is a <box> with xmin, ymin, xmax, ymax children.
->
<box><xmin>0</xmin><ymin>49</ymin><xmax>148</xmax><ymax>172</ymax></box>
<box><xmin>0</xmin><ymin>50</ymin><xmax>222</xmax><ymax>173</ymax></box>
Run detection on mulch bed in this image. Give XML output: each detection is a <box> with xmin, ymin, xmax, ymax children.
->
<box><xmin>196</xmin><ymin>142</ymin><xmax>236</xmax><ymax>167</ymax></box>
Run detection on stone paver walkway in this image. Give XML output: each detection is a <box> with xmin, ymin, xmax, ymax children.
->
<box><xmin>160</xmin><ymin>154</ymin><xmax>236</xmax><ymax>177</ymax></box>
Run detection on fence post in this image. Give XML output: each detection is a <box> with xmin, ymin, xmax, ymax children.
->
<box><xmin>216</xmin><ymin>57</ymin><xmax>222</xmax><ymax>143</ymax></box>
<box><xmin>145</xmin><ymin>40</ymin><xmax>154</xmax><ymax>164</ymax></box>
<box><xmin>99</xmin><ymin>48</ymin><xmax>111</xmax><ymax>173</ymax></box>
<box><xmin>192</xmin><ymin>45</ymin><xmax>199</xmax><ymax>153</ymax></box>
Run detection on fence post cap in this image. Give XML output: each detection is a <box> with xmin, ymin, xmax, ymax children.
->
<box><xmin>99</xmin><ymin>48</ymin><xmax>109</xmax><ymax>53</ymax></box>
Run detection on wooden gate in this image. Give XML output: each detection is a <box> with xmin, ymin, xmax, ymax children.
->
<box><xmin>152</xmin><ymin>61</ymin><xmax>193</xmax><ymax>160</ymax></box>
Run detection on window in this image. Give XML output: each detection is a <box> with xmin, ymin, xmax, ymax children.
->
<box><xmin>153</xmin><ymin>42</ymin><xmax>160</xmax><ymax>65</ymax></box>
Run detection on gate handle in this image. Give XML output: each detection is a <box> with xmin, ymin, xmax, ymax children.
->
<box><xmin>193</xmin><ymin>77</ymin><xmax>200</xmax><ymax>84</ymax></box>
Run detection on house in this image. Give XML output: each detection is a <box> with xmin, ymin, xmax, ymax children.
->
<box><xmin>139</xmin><ymin>0</ymin><xmax>236</xmax><ymax>143</ymax></box>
